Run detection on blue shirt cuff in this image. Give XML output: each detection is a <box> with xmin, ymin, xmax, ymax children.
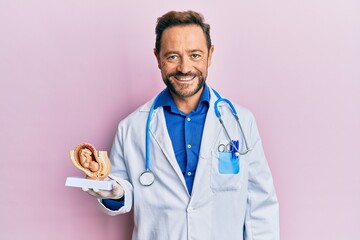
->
<box><xmin>102</xmin><ymin>198</ymin><xmax>125</xmax><ymax>211</ymax></box>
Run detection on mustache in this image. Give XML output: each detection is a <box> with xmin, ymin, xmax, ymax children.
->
<box><xmin>166</xmin><ymin>71</ymin><xmax>199</xmax><ymax>79</ymax></box>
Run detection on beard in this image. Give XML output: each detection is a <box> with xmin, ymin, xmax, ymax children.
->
<box><xmin>162</xmin><ymin>70</ymin><xmax>206</xmax><ymax>99</ymax></box>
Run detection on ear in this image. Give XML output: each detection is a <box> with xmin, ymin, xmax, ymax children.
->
<box><xmin>207</xmin><ymin>45</ymin><xmax>215</xmax><ymax>67</ymax></box>
<box><xmin>154</xmin><ymin>48</ymin><xmax>161</xmax><ymax>69</ymax></box>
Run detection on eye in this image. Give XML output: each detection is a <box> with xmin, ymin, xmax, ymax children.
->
<box><xmin>191</xmin><ymin>54</ymin><xmax>201</xmax><ymax>59</ymax></box>
<box><xmin>167</xmin><ymin>55</ymin><xmax>178</xmax><ymax>61</ymax></box>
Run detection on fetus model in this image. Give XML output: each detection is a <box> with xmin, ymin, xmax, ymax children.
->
<box><xmin>70</xmin><ymin>143</ymin><xmax>110</xmax><ymax>180</ymax></box>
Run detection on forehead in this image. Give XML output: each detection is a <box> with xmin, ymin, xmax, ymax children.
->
<box><xmin>160</xmin><ymin>25</ymin><xmax>207</xmax><ymax>53</ymax></box>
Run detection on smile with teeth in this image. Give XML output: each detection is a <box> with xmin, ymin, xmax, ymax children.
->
<box><xmin>173</xmin><ymin>75</ymin><xmax>196</xmax><ymax>81</ymax></box>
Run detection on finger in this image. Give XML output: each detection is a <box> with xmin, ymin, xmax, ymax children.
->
<box><xmin>112</xmin><ymin>182</ymin><xmax>122</xmax><ymax>193</ymax></box>
<box><xmin>92</xmin><ymin>188</ymin><xmax>107</xmax><ymax>197</ymax></box>
<box><xmin>84</xmin><ymin>189</ymin><xmax>102</xmax><ymax>198</ymax></box>
<box><xmin>112</xmin><ymin>182</ymin><xmax>124</xmax><ymax>199</ymax></box>
<box><xmin>92</xmin><ymin>188</ymin><xmax>112</xmax><ymax>198</ymax></box>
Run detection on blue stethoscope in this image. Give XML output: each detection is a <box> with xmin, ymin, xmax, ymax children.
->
<box><xmin>139</xmin><ymin>89</ymin><xmax>252</xmax><ymax>186</ymax></box>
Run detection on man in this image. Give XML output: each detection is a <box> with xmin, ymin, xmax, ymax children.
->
<box><xmin>84</xmin><ymin>10</ymin><xmax>279</xmax><ymax>239</ymax></box>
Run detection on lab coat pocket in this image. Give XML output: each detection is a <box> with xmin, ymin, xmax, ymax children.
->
<box><xmin>218</xmin><ymin>152</ymin><xmax>240</xmax><ymax>174</ymax></box>
<box><xmin>211</xmin><ymin>151</ymin><xmax>242</xmax><ymax>192</ymax></box>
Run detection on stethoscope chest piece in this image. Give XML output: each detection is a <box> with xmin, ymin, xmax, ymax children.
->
<box><xmin>139</xmin><ymin>170</ymin><xmax>155</xmax><ymax>186</ymax></box>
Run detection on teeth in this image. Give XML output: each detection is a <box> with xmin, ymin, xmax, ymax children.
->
<box><xmin>176</xmin><ymin>76</ymin><xmax>194</xmax><ymax>81</ymax></box>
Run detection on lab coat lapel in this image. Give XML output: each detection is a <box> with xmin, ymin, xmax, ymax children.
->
<box><xmin>191</xmin><ymin>89</ymin><xmax>222</xmax><ymax>196</ymax></box>
<box><xmin>149</xmin><ymin>107</ymin><xmax>188</xmax><ymax>192</ymax></box>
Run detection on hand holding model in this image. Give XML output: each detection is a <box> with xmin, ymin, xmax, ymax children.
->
<box><xmin>69</xmin><ymin>143</ymin><xmax>124</xmax><ymax>199</ymax></box>
<box><xmin>82</xmin><ymin>179</ymin><xmax>124</xmax><ymax>199</ymax></box>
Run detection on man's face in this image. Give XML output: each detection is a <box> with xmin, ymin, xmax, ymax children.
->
<box><xmin>155</xmin><ymin>25</ymin><xmax>214</xmax><ymax>100</ymax></box>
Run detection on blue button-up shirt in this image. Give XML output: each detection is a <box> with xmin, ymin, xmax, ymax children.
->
<box><xmin>154</xmin><ymin>85</ymin><xmax>210</xmax><ymax>194</ymax></box>
<box><xmin>102</xmin><ymin>85</ymin><xmax>210</xmax><ymax>209</ymax></box>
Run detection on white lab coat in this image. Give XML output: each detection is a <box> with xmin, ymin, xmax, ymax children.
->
<box><xmin>99</xmin><ymin>88</ymin><xmax>280</xmax><ymax>240</ymax></box>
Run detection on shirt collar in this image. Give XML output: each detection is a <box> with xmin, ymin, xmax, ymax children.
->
<box><xmin>154</xmin><ymin>84</ymin><xmax>210</xmax><ymax>112</ymax></box>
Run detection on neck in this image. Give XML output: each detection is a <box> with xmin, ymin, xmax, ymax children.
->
<box><xmin>171</xmin><ymin>88</ymin><xmax>204</xmax><ymax>114</ymax></box>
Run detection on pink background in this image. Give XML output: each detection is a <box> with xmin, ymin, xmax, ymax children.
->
<box><xmin>1</xmin><ymin>1</ymin><xmax>359</xmax><ymax>239</ymax></box>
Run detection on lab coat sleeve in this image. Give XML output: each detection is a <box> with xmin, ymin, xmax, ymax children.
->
<box><xmin>244</xmin><ymin>115</ymin><xmax>280</xmax><ymax>240</ymax></box>
<box><xmin>97</xmin><ymin>124</ymin><xmax>134</xmax><ymax>216</ymax></box>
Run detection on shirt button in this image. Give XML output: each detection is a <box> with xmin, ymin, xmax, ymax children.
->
<box><xmin>187</xmin><ymin>207</ymin><xmax>194</xmax><ymax>212</ymax></box>
<box><xmin>187</xmin><ymin>172</ymin><xmax>192</xmax><ymax>176</ymax></box>
<box><xmin>187</xmin><ymin>117</ymin><xmax>191</xmax><ymax>121</ymax></box>
<box><xmin>187</xmin><ymin>144</ymin><xmax>192</xmax><ymax>149</ymax></box>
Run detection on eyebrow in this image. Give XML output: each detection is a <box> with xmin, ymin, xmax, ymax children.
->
<box><xmin>163</xmin><ymin>49</ymin><xmax>205</xmax><ymax>57</ymax></box>
<box><xmin>163</xmin><ymin>51</ymin><xmax>179</xmax><ymax>57</ymax></box>
<box><xmin>188</xmin><ymin>49</ymin><xmax>205</xmax><ymax>54</ymax></box>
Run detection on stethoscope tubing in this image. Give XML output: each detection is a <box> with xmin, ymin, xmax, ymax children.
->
<box><xmin>141</xmin><ymin>88</ymin><xmax>251</xmax><ymax>186</ymax></box>
<box><xmin>212</xmin><ymin>89</ymin><xmax>252</xmax><ymax>155</ymax></box>
<box><xmin>145</xmin><ymin>94</ymin><xmax>161</xmax><ymax>171</ymax></box>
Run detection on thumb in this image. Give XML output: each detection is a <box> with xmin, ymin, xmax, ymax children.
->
<box><xmin>112</xmin><ymin>181</ymin><xmax>124</xmax><ymax>199</ymax></box>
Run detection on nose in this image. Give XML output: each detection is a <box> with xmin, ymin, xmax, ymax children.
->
<box><xmin>176</xmin><ymin>57</ymin><xmax>192</xmax><ymax>74</ymax></box>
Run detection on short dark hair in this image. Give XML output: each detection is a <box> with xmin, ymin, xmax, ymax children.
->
<box><xmin>155</xmin><ymin>10</ymin><xmax>212</xmax><ymax>54</ymax></box>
